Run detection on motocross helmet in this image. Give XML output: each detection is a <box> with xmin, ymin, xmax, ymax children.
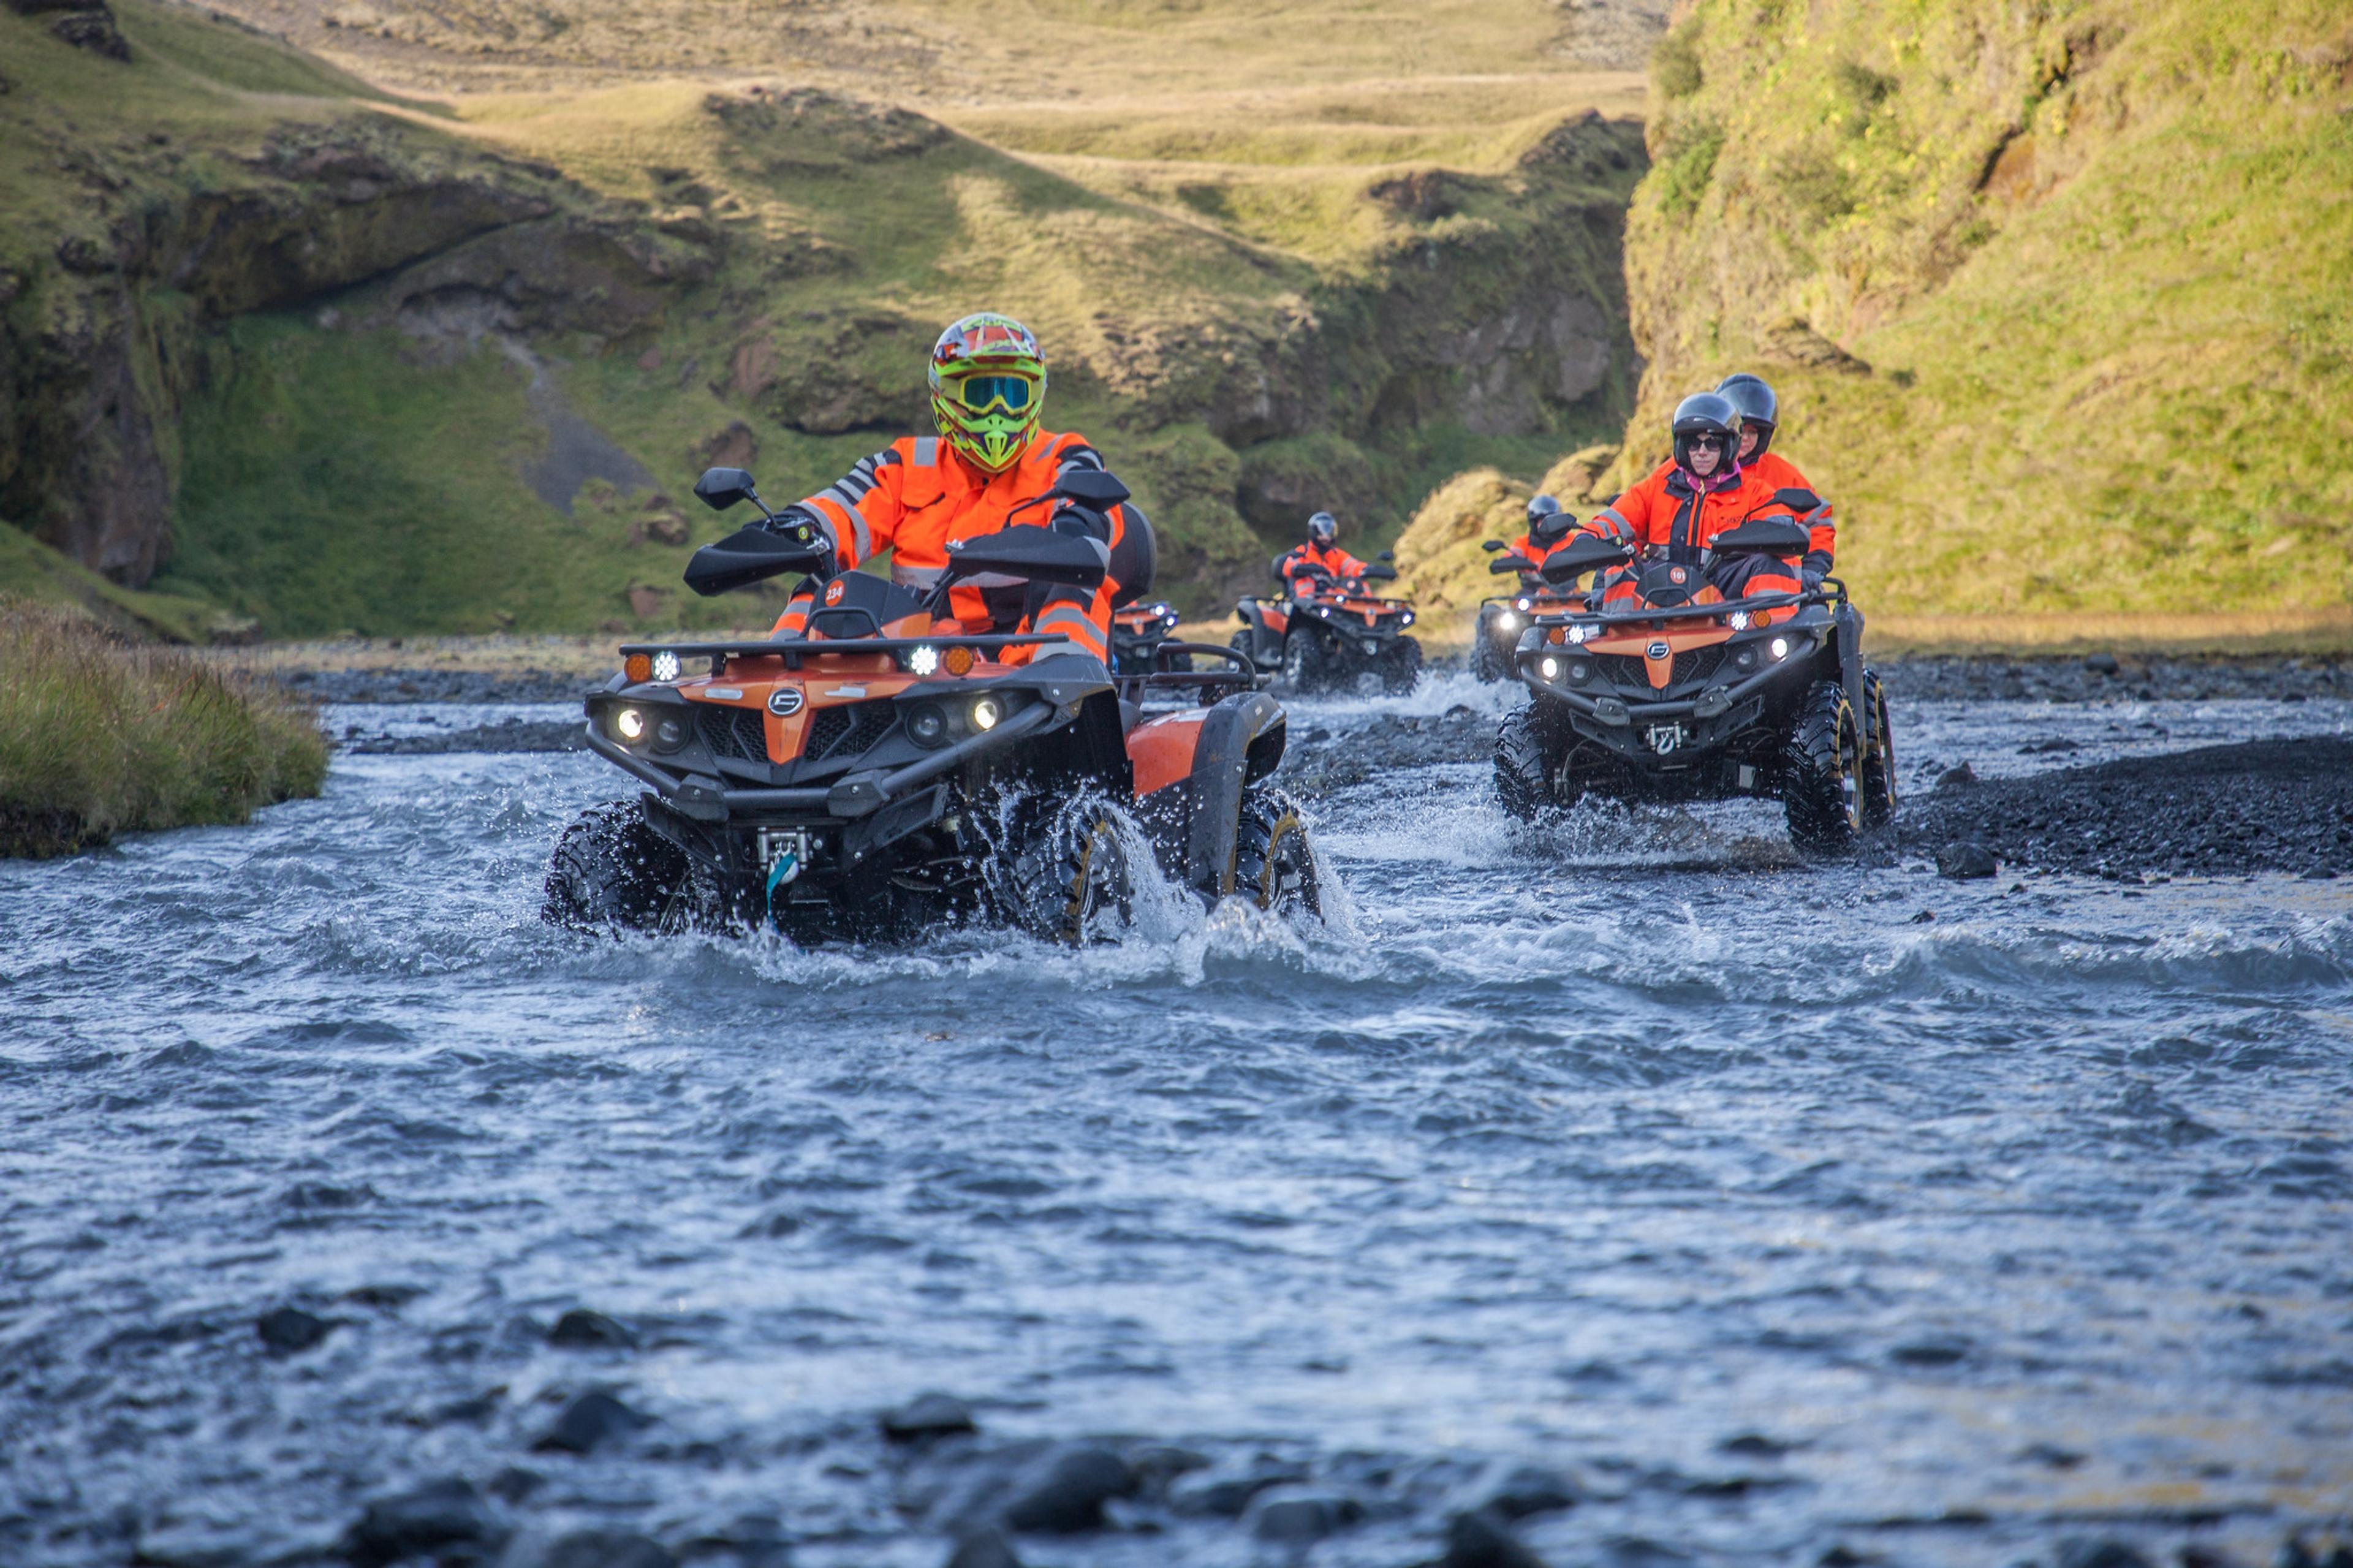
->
<box><xmin>1307</xmin><ymin>511</ymin><xmax>1338</xmax><ymax>546</ymax></box>
<box><xmin>928</xmin><ymin>312</ymin><xmax>1046</xmax><ymax>474</ymax></box>
<box><xmin>1716</xmin><ymin>373</ymin><xmax>1779</xmax><ymax>459</ymax></box>
<box><xmin>1670</xmin><ymin>392</ymin><xmax>1742</xmax><ymax>479</ymax></box>
<box><xmin>1526</xmin><ymin>492</ymin><xmax>1572</xmax><ymax>547</ymax></box>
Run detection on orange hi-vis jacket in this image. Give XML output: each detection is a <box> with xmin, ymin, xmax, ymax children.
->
<box><xmin>771</xmin><ymin>430</ymin><xmax>1131</xmax><ymax>662</ymax></box>
<box><xmin>1578</xmin><ymin>460</ymin><xmax>1808</xmax><ymax>605</ymax></box>
<box><xmin>1741</xmin><ymin>450</ymin><xmax>1835</xmax><ymax>578</ymax></box>
<box><xmin>1276</xmin><ymin>541</ymin><xmax>1370</xmax><ymax>594</ymax></box>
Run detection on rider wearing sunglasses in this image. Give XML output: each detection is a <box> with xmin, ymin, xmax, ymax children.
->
<box><xmin>759</xmin><ymin>312</ymin><xmax>1149</xmax><ymax>664</ymax></box>
<box><xmin>1572</xmin><ymin>390</ymin><xmax>1807</xmax><ymax>605</ymax></box>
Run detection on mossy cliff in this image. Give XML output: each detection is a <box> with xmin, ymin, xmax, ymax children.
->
<box><xmin>1</xmin><ymin>0</ymin><xmax>1650</xmax><ymax>635</ymax></box>
<box><xmin>1604</xmin><ymin>0</ymin><xmax>2353</xmax><ymax>617</ymax></box>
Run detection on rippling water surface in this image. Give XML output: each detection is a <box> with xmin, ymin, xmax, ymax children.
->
<box><xmin>4</xmin><ymin>680</ymin><xmax>2349</xmax><ymax>1568</ymax></box>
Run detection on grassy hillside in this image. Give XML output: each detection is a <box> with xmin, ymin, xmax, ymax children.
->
<box><xmin>3</xmin><ymin>0</ymin><xmax>1654</xmax><ymax>637</ymax></box>
<box><xmin>1605</xmin><ymin>0</ymin><xmax>2353</xmax><ymax>620</ymax></box>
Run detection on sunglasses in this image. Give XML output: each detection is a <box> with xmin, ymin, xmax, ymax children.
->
<box><xmin>1686</xmin><ymin>434</ymin><xmax>1727</xmax><ymax>452</ymax></box>
<box><xmin>950</xmin><ymin>374</ymin><xmax>1037</xmax><ymax>415</ymax></box>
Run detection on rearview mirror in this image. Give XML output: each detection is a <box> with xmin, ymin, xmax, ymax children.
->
<box><xmin>694</xmin><ymin>467</ymin><xmax>757</xmax><ymax>512</ymax></box>
<box><xmin>1050</xmin><ymin>469</ymin><xmax>1131</xmax><ymax>509</ymax></box>
<box><xmin>1480</xmin><ymin>540</ymin><xmax>1506</xmax><ymax>553</ymax></box>
<box><xmin>944</xmin><ymin>524</ymin><xmax>1108</xmax><ymax>590</ymax></box>
<box><xmin>1539</xmin><ymin>534</ymin><xmax>1632</xmax><ymax>585</ymax></box>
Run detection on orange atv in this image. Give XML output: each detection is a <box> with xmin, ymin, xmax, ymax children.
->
<box><xmin>1494</xmin><ymin>520</ymin><xmax>1896</xmax><ymax>852</ymax></box>
<box><xmin>1230</xmin><ymin>551</ymin><xmax>1421</xmax><ymax>695</ymax></box>
<box><xmin>1110</xmin><ymin>599</ymin><xmax>1189</xmax><ymax>676</ymax></box>
<box><xmin>1469</xmin><ymin>539</ymin><xmax>1581</xmax><ymax>684</ymax></box>
<box><xmin>544</xmin><ymin>468</ymin><xmax>1318</xmax><ymax>942</ymax></box>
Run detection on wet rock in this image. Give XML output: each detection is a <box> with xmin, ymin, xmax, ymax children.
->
<box><xmin>1935</xmin><ymin>762</ymin><xmax>1979</xmax><ymax>791</ymax></box>
<box><xmin>2056</xmin><ymin>1540</ymin><xmax>2153</xmax><ymax>1568</ymax></box>
<box><xmin>529</xmin><ymin>1531</ymin><xmax>677</xmax><ymax>1568</ymax></box>
<box><xmin>2276</xmin><ymin>1537</ymin><xmax>2353</xmax><ymax>1568</ymax></box>
<box><xmin>1247</xmin><ymin>1492</ymin><xmax>1362</xmax><ymax>1543</ymax></box>
<box><xmin>1124</xmin><ymin>1444</ymin><xmax>1212</xmax><ymax>1493</ymax></box>
<box><xmin>1937</xmin><ymin>841</ymin><xmax>1999</xmax><ymax>879</ymax></box>
<box><xmin>1442</xmin><ymin>1506</ymin><xmax>1548</xmax><ymax>1568</ymax></box>
<box><xmin>342</xmin><ymin>1477</ymin><xmax>506</xmax><ymax>1567</ymax></box>
<box><xmin>1718</xmin><ymin>1434</ymin><xmax>1793</xmax><ymax>1458</ymax></box>
<box><xmin>1474</xmin><ymin>1463</ymin><xmax>1578</xmax><ymax>1520</ymax></box>
<box><xmin>487</xmin><ymin>1466</ymin><xmax>544</xmax><ymax>1502</ymax></box>
<box><xmin>257</xmin><ymin>1305</ymin><xmax>334</xmax><ymax>1356</ymax></box>
<box><xmin>944</xmin><ymin>1527</ymin><xmax>1023</xmax><ymax>1568</ymax></box>
<box><xmin>2084</xmin><ymin>653</ymin><xmax>2121</xmax><ymax>675</ymax></box>
<box><xmin>1890</xmin><ymin>1339</ymin><xmax>1971</xmax><ymax>1367</ymax></box>
<box><xmin>548</xmin><ymin>1308</ymin><xmax>637</xmax><ymax>1349</ymax></box>
<box><xmin>882</xmin><ymin>1392</ymin><xmax>977</xmax><ymax>1444</ymax></box>
<box><xmin>1172</xmin><ymin>1468</ymin><xmax>1307</xmax><ymax>1517</ymax></box>
<box><xmin>999</xmin><ymin>1444</ymin><xmax>1136</xmax><ymax>1533</ymax></box>
<box><xmin>534</xmin><ymin>1391</ymin><xmax>650</xmax><ymax>1454</ymax></box>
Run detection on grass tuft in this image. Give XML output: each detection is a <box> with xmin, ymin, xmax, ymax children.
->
<box><xmin>0</xmin><ymin>601</ymin><xmax>328</xmax><ymax>856</ymax></box>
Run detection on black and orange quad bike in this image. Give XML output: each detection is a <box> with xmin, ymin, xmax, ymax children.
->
<box><xmin>543</xmin><ymin>467</ymin><xmax>1318</xmax><ymax>942</ymax></box>
<box><xmin>1230</xmin><ymin>551</ymin><xmax>1422</xmax><ymax>695</ymax></box>
<box><xmin>1494</xmin><ymin>520</ymin><xmax>1897</xmax><ymax>852</ymax></box>
<box><xmin>1468</xmin><ymin>539</ymin><xmax>1580</xmax><ymax>684</ymax></box>
<box><xmin>1109</xmin><ymin>599</ymin><xmax>1189</xmax><ymax>675</ymax></box>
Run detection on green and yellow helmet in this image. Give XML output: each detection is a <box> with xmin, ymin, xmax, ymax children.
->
<box><xmin>928</xmin><ymin>311</ymin><xmax>1046</xmax><ymax>474</ymax></box>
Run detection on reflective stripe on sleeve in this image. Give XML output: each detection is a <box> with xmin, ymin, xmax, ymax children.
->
<box><xmin>1033</xmin><ymin>604</ymin><xmax>1106</xmax><ymax>656</ymax></box>
<box><xmin>911</xmin><ymin>437</ymin><xmax>939</xmax><ymax>468</ymax></box>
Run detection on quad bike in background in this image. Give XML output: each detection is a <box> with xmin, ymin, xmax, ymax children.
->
<box><xmin>1469</xmin><ymin>537</ymin><xmax>1581</xmax><ymax>683</ymax></box>
<box><xmin>544</xmin><ymin>466</ymin><xmax>1319</xmax><ymax>942</ymax></box>
<box><xmin>1230</xmin><ymin>550</ymin><xmax>1422</xmax><ymax>695</ymax></box>
<box><xmin>1110</xmin><ymin>599</ymin><xmax>1190</xmax><ymax>675</ymax></box>
<box><xmin>1494</xmin><ymin>520</ymin><xmax>1897</xmax><ymax>852</ymax></box>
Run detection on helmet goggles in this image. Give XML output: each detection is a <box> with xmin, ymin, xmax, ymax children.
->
<box><xmin>947</xmin><ymin>373</ymin><xmax>1037</xmax><ymax>415</ymax></box>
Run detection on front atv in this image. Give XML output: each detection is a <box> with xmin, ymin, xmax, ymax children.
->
<box><xmin>545</xmin><ymin>466</ymin><xmax>1320</xmax><ymax>941</ymax></box>
<box><xmin>1494</xmin><ymin>522</ymin><xmax>1896</xmax><ymax>852</ymax></box>
<box><xmin>1231</xmin><ymin>553</ymin><xmax>1421</xmax><ymax>696</ymax></box>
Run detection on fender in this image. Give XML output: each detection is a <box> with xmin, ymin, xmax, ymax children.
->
<box><xmin>1183</xmin><ymin>691</ymin><xmax>1286</xmax><ymax>897</ymax></box>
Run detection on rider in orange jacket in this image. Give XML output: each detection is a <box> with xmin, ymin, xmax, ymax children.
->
<box><xmin>1502</xmin><ymin>493</ymin><xmax>1577</xmax><ymax>575</ymax></box>
<box><xmin>1580</xmin><ymin>393</ymin><xmax>1805</xmax><ymax>605</ymax></box>
<box><xmin>1275</xmin><ymin>512</ymin><xmax>1370</xmax><ymax>596</ymax></box>
<box><xmin>760</xmin><ymin>313</ymin><xmax>1146</xmax><ymax>663</ymax></box>
<box><xmin>1718</xmin><ymin>373</ymin><xmax>1833</xmax><ymax>585</ymax></box>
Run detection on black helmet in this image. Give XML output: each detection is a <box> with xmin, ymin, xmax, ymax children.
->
<box><xmin>1716</xmin><ymin>373</ymin><xmax>1778</xmax><ymax>458</ymax></box>
<box><xmin>1307</xmin><ymin>510</ymin><xmax>1337</xmax><ymax>545</ymax></box>
<box><xmin>1670</xmin><ymin>392</ymin><xmax>1741</xmax><ymax>476</ymax></box>
<box><xmin>1525</xmin><ymin>493</ymin><xmax>1573</xmax><ymax>546</ymax></box>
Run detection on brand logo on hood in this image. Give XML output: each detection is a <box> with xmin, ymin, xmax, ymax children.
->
<box><xmin>767</xmin><ymin>687</ymin><xmax>805</xmax><ymax>717</ymax></box>
<box><xmin>1646</xmin><ymin>640</ymin><xmax>1671</xmax><ymax>661</ymax></box>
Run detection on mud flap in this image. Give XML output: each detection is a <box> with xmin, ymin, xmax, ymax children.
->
<box><xmin>1835</xmin><ymin>601</ymin><xmax>1866</xmax><ymax>746</ymax></box>
<box><xmin>1183</xmin><ymin>691</ymin><xmax>1284</xmax><ymax>898</ymax></box>
<box><xmin>842</xmin><ymin>781</ymin><xmax>949</xmax><ymax>869</ymax></box>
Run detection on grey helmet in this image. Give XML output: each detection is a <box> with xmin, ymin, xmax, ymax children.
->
<box><xmin>1670</xmin><ymin>392</ymin><xmax>1742</xmax><ymax>476</ymax></box>
<box><xmin>1715</xmin><ymin>373</ymin><xmax>1778</xmax><ymax>458</ymax></box>
<box><xmin>1525</xmin><ymin>493</ymin><xmax>1573</xmax><ymax>547</ymax></box>
<box><xmin>1307</xmin><ymin>510</ymin><xmax>1338</xmax><ymax>546</ymax></box>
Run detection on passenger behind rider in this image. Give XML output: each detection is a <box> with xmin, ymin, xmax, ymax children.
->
<box><xmin>1578</xmin><ymin>391</ymin><xmax>1806</xmax><ymax>607</ymax></box>
<box><xmin>752</xmin><ymin>311</ymin><xmax>1147</xmax><ymax>664</ymax></box>
<box><xmin>1503</xmin><ymin>493</ymin><xmax>1577</xmax><ymax>577</ymax></box>
<box><xmin>1276</xmin><ymin>512</ymin><xmax>1370</xmax><ymax>598</ymax></box>
<box><xmin>1717</xmin><ymin>372</ymin><xmax>1835</xmax><ymax>587</ymax></box>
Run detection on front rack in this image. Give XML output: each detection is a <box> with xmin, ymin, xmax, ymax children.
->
<box><xmin>1529</xmin><ymin>577</ymin><xmax>1847</xmax><ymax>632</ymax></box>
<box><xmin>618</xmin><ymin>632</ymin><xmax>1058</xmax><ymax>674</ymax></box>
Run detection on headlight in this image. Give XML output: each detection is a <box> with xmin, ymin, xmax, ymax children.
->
<box><xmin>906</xmin><ymin>644</ymin><xmax>941</xmax><ymax>676</ymax></box>
<box><xmin>1568</xmin><ymin>659</ymin><xmax>1590</xmax><ymax>683</ymax></box>
<box><xmin>907</xmin><ymin>705</ymin><xmax>949</xmax><ymax>747</ymax></box>
<box><xmin>1162</xmin><ymin>613</ymin><xmax>1179</xmax><ymax>627</ymax></box>
<box><xmin>1770</xmin><ymin>637</ymin><xmax>1791</xmax><ymax>661</ymax></box>
<box><xmin>1497</xmin><ymin>612</ymin><xmax>1518</xmax><ymax>631</ymax></box>
<box><xmin>1401</xmin><ymin>612</ymin><xmax>1414</xmax><ymax>626</ymax></box>
<box><xmin>1567</xmin><ymin>623</ymin><xmax>1591</xmax><ymax>645</ymax></box>
<box><xmin>613</xmin><ymin>706</ymin><xmax>646</xmax><ymax>743</ymax></box>
<box><xmin>1515</xmin><ymin>597</ymin><xmax>1531</xmax><ymax>612</ymax></box>
<box><xmin>653</xmin><ymin>715</ymin><xmax>686</xmax><ymax>752</ymax></box>
<box><xmin>971</xmin><ymin>696</ymin><xmax>1001</xmax><ymax>732</ymax></box>
<box><xmin>1735</xmin><ymin>646</ymin><xmax>1758</xmax><ymax>670</ymax></box>
<box><xmin>1540</xmin><ymin>656</ymin><xmax>1561</xmax><ymax>681</ymax></box>
<box><xmin>1727</xmin><ymin>611</ymin><xmax>1750</xmax><ymax>632</ymax></box>
<box><xmin>651</xmin><ymin>650</ymin><xmax>681</xmax><ymax>682</ymax></box>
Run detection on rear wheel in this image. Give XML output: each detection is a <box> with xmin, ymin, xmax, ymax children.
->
<box><xmin>1784</xmin><ymin>679</ymin><xmax>1863</xmax><ymax>852</ymax></box>
<box><xmin>1380</xmin><ymin>637</ymin><xmax>1423</xmax><ymax>695</ymax></box>
<box><xmin>993</xmin><ymin>796</ymin><xmax>1134</xmax><ymax>944</ymax></box>
<box><xmin>1495</xmin><ymin>702</ymin><xmax>1567</xmax><ymax>819</ymax></box>
<box><xmin>1469</xmin><ymin>610</ymin><xmax>1504</xmax><ymax>683</ymax></box>
<box><xmin>542</xmin><ymin>800</ymin><xmax>699</xmax><ymax>932</ymax></box>
<box><xmin>1233</xmin><ymin>787</ymin><xmax>1320</xmax><ymax>917</ymax></box>
<box><xmin>1859</xmin><ymin>668</ymin><xmax>1896</xmax><ymax>830</ymax></box>
<box><xmin>1281</xmin><ymin>629</ymin><xmax>1330</xmax><ymax>694</ymax></box>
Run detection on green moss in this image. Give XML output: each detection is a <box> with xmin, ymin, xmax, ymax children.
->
<box><xmin>0</xmin><ymin>523</ymin><xmax>229</xmax><ymax>643</ymax></box>
<box><xmin>1651</xmin><ymin>118</ymin><xmax>1724</xmax><ymax>218</ymax></box>
<box><xmin>1653</xmin><ymin>21</ymin><xmax>1705</xmax><ymax>101</ymax></box>
<box><xmin>0</xmin><ymin>599</ymin><xmax>327</xmax><ymax>856</ymax></box>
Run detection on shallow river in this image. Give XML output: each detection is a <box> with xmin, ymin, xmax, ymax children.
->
<box><xmin>4</xmin><ymin>678</ymin><xmax>2349</xmax><ymax>1568</ymax></box>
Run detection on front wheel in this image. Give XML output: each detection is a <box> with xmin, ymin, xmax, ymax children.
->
<box><xmin>1495</xmin><ymin>702</ymin><xmax>1567</xmax><ymax>820</ymax></box>
<box><xmin>1281</xmin><ymin>630</ymin><xmax>1330</xmax><ymax>694</ymax></box>
<box><xmin>542</xmin><ymin>800</ymin><xmax>700</xmax><ymax>932</ymax></box>
<box><xmin>1233</xmin><ymin>788</ymin><xmax>1320</xmax><ymax>917</ymax></box>
<box><xmin>1379</xmin><ymin>637</ymin><xmax>1423</xmax><ymax>695</ymax></box>
<box><xmin>1859</xmin><ymin>668</ymin><xmax>1896</xmax><ymax>829</ymax></box>
<box><xmin>1783</xmin><ymin>679</ymin><xmax>1863</xmax><ymax>853</ymax></box>
<box><xmin>991</xmin><ymin>796</ymin><xmax>1134</xmax><ymax>944</ymax></box>
<box><xmin>1469</xmin><ymin>610</ymin><xmax>1504</xmax><ymax>683</ymax></box>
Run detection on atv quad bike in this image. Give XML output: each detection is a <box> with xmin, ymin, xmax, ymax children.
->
<box><xmin>1110</xmin><ymin>599</ymin><xmax>1189</xmax><ymax>676</ymax></box>
<box><xmin>545</xmin><ymin>466</ymin><xmax>1319</xmax><ymax>942</ymax></box>
<box><xmin>1494</xmin><ymin>521</ymin><xmax>1896</xmax><ymax>852</ymax></box>
<box><xmin>1231</xmin><ymin>550</ymin><xmax>1422</xmax><ymax>695</ymax></box>
<box><xmin>1469</xmin><ymin>538</ymin><xmax>1580</xmax><ymax>684</ymax></box>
